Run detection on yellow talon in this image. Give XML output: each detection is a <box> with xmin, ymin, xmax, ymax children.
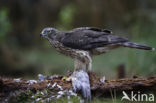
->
<box><xmin>62</xmin><ymin>76</ymin><xmax>73</xmax><ymax>81</ymax></box>
<box><xmin>62</xmin><ymin>76</ymin><xmax>68</xmax><ymax>80</ymax></box>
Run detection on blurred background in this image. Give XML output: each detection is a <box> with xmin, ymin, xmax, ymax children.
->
<box><xmin>0</xmin><ymin>0</ymin><xmax>155</xmax><ymax>79</ymax></box>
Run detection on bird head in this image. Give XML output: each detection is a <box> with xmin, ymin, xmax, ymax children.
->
<box><xmin>40</xmin><ymin>27</ymin><xmax>58</xmax><ymax>40</ymax></box>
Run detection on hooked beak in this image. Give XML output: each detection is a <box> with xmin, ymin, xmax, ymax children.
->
<box><xmin>40</xmin><ymin>33</ymin><xmax>44</xmax><ymax>37</ymax></box>
<box><xmin>40</xmin><ymin>33</ymin><xmax>48</xmax><ymax>39</ymax></box>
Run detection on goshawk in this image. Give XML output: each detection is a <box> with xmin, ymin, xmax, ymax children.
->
<box><xmin>40</xmin><ymin>27</ymin><xmax>154</xmax><ymax>101</ymax></box>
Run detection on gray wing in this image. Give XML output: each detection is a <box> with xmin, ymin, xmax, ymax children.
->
<box><xmin>72</xmin><ymin>27</ymin><xmax>112</xmax><ymax>34</ymax></box>
<box><xmin>61</xmin><ymin>27</ymin><xmax>129</xmax><ymax>50</ymax></box>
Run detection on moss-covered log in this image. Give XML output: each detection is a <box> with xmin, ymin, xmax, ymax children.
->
<box><xmin>0</xmin><ymin>73</ymin><xmax>156</xmax><ymax>102</ymax></box>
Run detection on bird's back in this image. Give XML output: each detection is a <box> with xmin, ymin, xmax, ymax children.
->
<box><xmin>60</xmin><ymin>27</ymin><xmax>154</xmax><ymax>53</ymax></box>
<box><xmin>61</xmin><ymin>27</ymin><xmax>127</xmax><ymax>50</ymax></box>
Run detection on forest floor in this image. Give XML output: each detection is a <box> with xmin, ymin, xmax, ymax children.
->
<box><xmin>0</xmin><ymin>72</ymin><xmax>156</xmax><ymax>103</ymax></box>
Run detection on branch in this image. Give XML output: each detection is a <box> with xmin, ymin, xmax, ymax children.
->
<box><xmin>0</xmin><ymin>73</ymin><xmax>156</xmax><ymax>99</ymax></box>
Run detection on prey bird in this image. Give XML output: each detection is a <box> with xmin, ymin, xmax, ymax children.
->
<box><xmin>40</xmin><ymin>27</ymin><xmax>154</xmax><ymax>101</ymax></box>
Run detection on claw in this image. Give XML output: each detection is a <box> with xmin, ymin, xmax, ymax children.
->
<box><xmin>62</xmin><ymin>76</ymin><xmax>73</xmax><ymax>81</ymax></box>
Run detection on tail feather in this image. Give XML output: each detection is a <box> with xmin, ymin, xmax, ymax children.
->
<box><xmin>120</xmin><ymin>42</ymin><xmax>154</xmax><ymax>50</ymax></box>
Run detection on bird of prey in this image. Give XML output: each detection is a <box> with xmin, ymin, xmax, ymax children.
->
<box><xmin>40</xmin><ymin>27</ymin><xmax>154</xmax><ymax>101</ymax></box>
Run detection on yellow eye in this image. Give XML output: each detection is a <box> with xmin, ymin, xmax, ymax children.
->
<box><xmin>45</xmin><ymin>30</ymin><xmax>51</xmax><ymax>34</ymax></box>
<box><xmin>48</xmin><ymin>30</ymin><xmax>51</xmax><ymax>34</ymax></box>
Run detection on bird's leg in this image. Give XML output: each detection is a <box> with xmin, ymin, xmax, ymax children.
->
<box><xmin>81</xmin><ymin>51</ymin><xmax>92</xmax><ymax>72</ymax></box>
<box><xmin>74</xmin><ymin>51</ymin><xmax>92</xmax><ymax>72</ymax></box>
<box><xmin>85</xmin><ymin>55</ymin><xmax>92</xmax><ymax>72</ymax></box>
<box><xmin>74</xmin><ymin>59</ymin><xmax>86</xmax><ymax>71</ymax></box>
<box><xmin>72</xmin><ymin>51</ymin><xmax>92</xmax><ymax>102</ymax></box>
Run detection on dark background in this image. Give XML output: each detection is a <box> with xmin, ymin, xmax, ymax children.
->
<box><xmin>0</xmin><ymin>0</ymin><xmax>155</xmax><ymax>79</ymax></box>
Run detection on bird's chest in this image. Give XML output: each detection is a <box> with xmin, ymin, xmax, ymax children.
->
<box><xmin>56</xmin><ymin>45</ymin><xmax>78</xmax><ymax>58</ymax></box>
<box><xmin>50</xmin><ymin>40</ymin><xmax>83</xmax><ymax>58</ymax></box>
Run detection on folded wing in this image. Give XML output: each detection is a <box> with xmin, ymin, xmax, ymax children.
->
<box><xmin>61</xmin><ymin>27</ymin><xmax>129</xmax><ymax>50</ymax></box>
